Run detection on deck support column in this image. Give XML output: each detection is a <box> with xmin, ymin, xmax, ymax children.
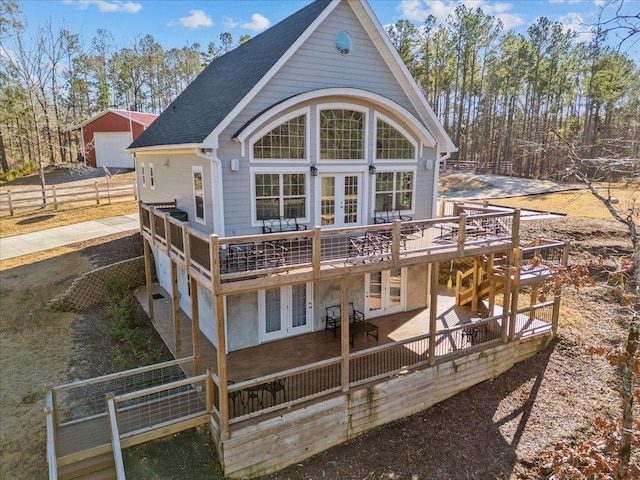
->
<box><xmin>190</xmin><ymin>276</ymin><xmax>201</xmax><ymax>375</ymax></box>
<box><xmin>170</xmin><ymin>261</ymin><xmax>181</xmax><ymax>356</ymax></box>
<box><xmin>501</xmin><ymin>251</ymin><xmax>512</xmax><ymax>342</ymax></box>
<box><xmin>143</xmin><ymin>237</ymin><xmax>154</xmax><ymax>319</ymax></box>
<box><xmin>429</xmin><ymin>261</ymin><xmax>438</xmax><ymax>365</ymax></box>
<box><xmin>508</xmin><ymin>249</ymin><xmax>521</xmax><ymax>340</ymax></box>
<box><xmin>215</xmin><ymin>294</ymin><xmax>230</xmax><ymax>440</ymax></box>
<box><xmin>340</xmin><ymin>276</ymin><xmax>350</xmax><ymax>393</ymax></box>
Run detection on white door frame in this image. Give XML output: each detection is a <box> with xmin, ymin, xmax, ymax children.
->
<box><xmin>316</xmin><ymin>171</ymin><xmax>366</xmax><ymax>228</ymax></box>
<box><xmin>258</xmin><ymin>283</ymin><xmax>313</xmax><ymax>342</ymax></box>
<box><xmin>365</xmin><ymin>268</ymin><xmax>407</xmax><ymax>318</ymax></box>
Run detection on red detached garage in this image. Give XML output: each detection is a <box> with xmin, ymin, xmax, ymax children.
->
<box><xmin>76</xmin><ymin>109</ymin><xmax>158</xmax><ymax>168</ymax></box>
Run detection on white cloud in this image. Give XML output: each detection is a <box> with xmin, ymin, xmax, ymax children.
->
<box><xmin>397</xmin><ymin>1</ymin><xmax>523</xmax><ymax>30</ymax></box>
<box><xmin>178</xmin><ymin>10</ymin><xmax>214</xmax><ymax>29</ymax></box>
<box><xmin>241</xmin><ymin>13</ymin><xmax>270</xmax><ymax>32</ymax></box>
<box><xmin>558</xmin><ymin>11</ymin><xmax>594</xmax><ymax>41</ymax></box>
<box><xmin>223</xmin><ymin>16</ymin><xmax>240</xmax><ymax>29</ymax></box>
<box><xmin>66</xmin><ymin>0</ymin><xmax>142</xmax><ymax>13</ymax></box>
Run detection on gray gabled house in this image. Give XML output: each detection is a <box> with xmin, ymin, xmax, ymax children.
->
<box><xmin>45</xmin><ymin>2</ymin><xmax>567</xmax><ymax>479</ymax></box>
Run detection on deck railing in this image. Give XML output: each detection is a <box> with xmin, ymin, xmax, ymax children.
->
<box><xmin>51</xmin><ymin>357</ymin><xmax>193</xmax><ymax>426</ymax></box>
<box><xmin>433</xmin><ymin>315</ymin><xmax>502</xmax><ymax>357</ymax></box>
<box><xmin>349</xmin><ymin>334</ymin><xmax>430</xmax><ymax>386</ymax></box>
<box><xmin>513</xmin><ymin>301</ymin><xmax>554</xmax><ymax>338</ymax></box>
<box><xmin>45</xmin><ymin>385</ymin><xmax>58</xmax><ymax>480</ymax></box>
<box><xmin>225</xmin><ymin>357</ymin><xmax>342</xmax><ymax>421</ymax></box>
<box><xmin>114</xmin><ymin>373</ymin><xmax>209</xmax><ymax>437</ymax></box>
<box><xmin>139</xmin><ymin>202</ymin><xmax>519</xmax><ymax>292</ymax></box>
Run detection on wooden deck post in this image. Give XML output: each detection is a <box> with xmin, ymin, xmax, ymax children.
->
<box><xmin>392</xmin><ymin>219</ymin><xmax>401</xmax><ymax>267</ymax></box>
<box><xmin>143</xmin><ymin>238</ymin><xmax>154</xmax><ymax>319</ymax></box>
<box><xmin>501</xmin><ymin>251</ymin><xmax>512</xmax><ymax>342</ymax></box>
<box><xmin>457</xmin><ymin>213</ymin><xmax>467</xmax><ymax>257</ymax></box>
<box><xmin>509</xmin><ymin>249</ymin><xmax>521</xmax><ymax>340</ymax></box>
<box><xmin>471</xmin><ymin>259</ymin><xmax>479</xmax><ymax>312</ymax></box>
<box><xmin>190</xmin><ymin>275</ymin><xmax>201</xmax><ymax>375</ymax></box>
<box><xmin>438</xmin><ymin>196</ymin><xmax>445</xmax><ymax>217</ymax></box>
<box><xmin>170</xmin><ymin>261</ymin><xmax>181</xmax><ymax>356</ymax></box>
<box><xmin>215</xmin><ymin>294</ymin><xmax>230</xmax><ymax>439</ymax></box>
<box><xmin>429</xmin><ymin>262</ymin><xmax>438</xmax><ymax>365</ymax></box>
<box><xmin>552</xmin><ymin>241</ymin><xmax>570</xmax><ymax>335</ymax></box>
<box><xmin>94</xmin><ymin>181</ymin><xmax>100</xmax><ymax>205</ymax></box>
<box><xmin>340</xmin><ymin>276</ymin><xmax>350</xmax><ymax>392</ymax></box>
<box><xmin>312</xmin><ymin>226</ymin><xmax>322</xmax><ymax>278</ymax></box>
<box><xmin>210</xmin><ymin>235</ymin><xmax>220</xmax><ymax>293</ymax></box>
<box><xmin>206</xmin><ymin>368</ymin><xmax>214</xmax><ymax>413</ymax></box>
<box><xmin>511</xmin><ymin>209</ymin><xmax>521</xmax><ymax>247</ymax></box>
<box><xmin>7</xmin><ymin>190</ymin><xmax>13</xmax><ymax>216</ymax></box>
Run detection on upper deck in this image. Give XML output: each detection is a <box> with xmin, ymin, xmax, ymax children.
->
<box><xmin>139</xmin><ymin>201</ymin><xmax>521</xmax><ymax>295</ymax></box>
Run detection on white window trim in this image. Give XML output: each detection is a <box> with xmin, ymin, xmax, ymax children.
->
<box><xmin>248</xmin><ymin>107</ymin><xmax>310</xmax><ymax>163</ymax></box>
<box><xmin>370</xmin><ymin>166</ymin><xmax>417</xmax><ymax>216</ymax></box>
<box><xmin>149</xmin><ymin>162</ymin><xmax>155</xmax><ymax>190</ymax></box>
<box><xmin>192</xmin><ymin>165</ymin><xmax>206</xmax><ymax>225</ymax></box>
<box><xmin>140</xmin><ymin>162</ymin><xmax>146</xmax><ymax>188</ymax></box>
<box><xmin>316</xmin><ymin>102</ymin><xmax>368</xmax><ymax>164</ymax></box>
<box><xmin>250</xmin><ymin>166</ymin><xmax>310</xmax><ymax>227</ymax></box>
<box><xmin>373</xmin><ymin>112</ymin><xmax>418</xmax><ymax>164</ymax></box>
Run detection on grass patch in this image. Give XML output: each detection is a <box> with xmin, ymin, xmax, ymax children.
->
<box><xmin>104</xmin><ymin>277</ymin><xmax>171</xmax><ymax>370</ymax></box>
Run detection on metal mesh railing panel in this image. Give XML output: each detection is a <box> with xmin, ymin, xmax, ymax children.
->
<box><xmin>55</xmin><ymin>362</ymin><xmax>187</xmax><ymax>425</ymax></box>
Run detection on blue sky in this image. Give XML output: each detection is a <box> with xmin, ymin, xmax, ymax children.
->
<box><xmin>16</xmin><ymin>0</ymin><xmax>639</xmax><ymax>53</ymax></box>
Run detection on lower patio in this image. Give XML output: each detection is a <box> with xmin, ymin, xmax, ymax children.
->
<box><xmin>135</xmin><ymin>281</ymin><xmax>553</xmax><ymax>421</ymax></box>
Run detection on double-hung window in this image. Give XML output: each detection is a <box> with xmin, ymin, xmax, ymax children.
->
<box><xmin>140</xmin><ymin>163</ymin><xmax>146</xmax><ymax>188</ymax></box>
<box><xmin>149</xmin><ymin>163</ymin><xmax>155</xmax><ymax>189</ymax></box>
<box><xmin>192</xmin><ymin>166</ymin><xmax>205</xmax><ymax>223</ymax></box>
<box><xmin>374</xmin><ymin>171</ymin><xmax>414</xmax><ymax>212</ymax></box>
<box><xmin>254</xmin><ymin>172</ymin><xmax>306</xmax><ymax>221</ymax></box>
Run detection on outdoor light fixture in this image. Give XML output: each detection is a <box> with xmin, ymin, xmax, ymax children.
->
<box><xmin>230</xmin><ymin>158</ymin><xmax>240</xmax><ymax>172</ymax></box>
<box><xmin>425</xmin><ymin>159</ymin><xmax>434</xmax><ymax>170</ymax></box>
<box><xmin>369</xmin><ymin>164</ymin><xmax>376</xmax><ymax>174</ymax></box>
<box><xmin>310</xmin><ymin>165</ymin><xmax>318</xmax><ymax>176</ymax></box>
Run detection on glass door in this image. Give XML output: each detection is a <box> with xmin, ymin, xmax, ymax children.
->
<box><xmin>365</xmin><ymin>268</ymin><xmax>405</xmax><ymax>318</ymax></box>
<box><xmin>259</xmin><ymin>284</ymin><xmax>312</xmax><ymax>342</ymax></box>
<box><xmin>319</xmin><ymin>174</ymin><xmax>361</xmax><ymax>227</ymax></box>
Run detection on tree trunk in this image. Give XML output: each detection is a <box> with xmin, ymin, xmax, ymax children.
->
<box><xmin>0</xmin><ymin>129</ymin><xmax>8</xmax><ymax>171</ymax></box>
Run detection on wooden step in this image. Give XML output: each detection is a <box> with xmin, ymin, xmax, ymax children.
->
<box><xmin>58</xmin><ymin>451</ymin><xmax>114</xmax><ymax>480</ymax></box>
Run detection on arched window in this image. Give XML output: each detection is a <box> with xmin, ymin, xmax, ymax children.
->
<box><xmin>376</xmin><ymin>118</ymin><xmax>415</xmax><ymax>159</ymax></box>
<box><xmin>320</xmin><ymin>109</ymin><xmax>364</xmax><ymax>160</ymax></box>
<box><xmin>253</xmin><ymin>115</ymin><xmax>306</xmax><ymax>160</ymax></box>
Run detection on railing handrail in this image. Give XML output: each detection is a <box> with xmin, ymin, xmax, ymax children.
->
<box><xmin>115</xmin><ymin>373</ymin><xmax>208</xmax><ymax>403</ymax></box>
<box><xmin>53</xmin><ymin>356</ymin><xmax>194</xmax><ymax>392</ymax></box>
<box><xmin>107</xmin><ymin>396</ymin><xmax>126</xmax><ymax>480</ymax></box>
<box><xmin>349</xmin><ymin>332</ymin><xmax>431</xmax><ymax>359</ymax></box>
<box><xmin>520</xmin><ymin>241</ymin><xmax>566</xmax><ymax>255</ymax></box>
<box><xmin>227</xmin><ymin>356</ymin><xmax>342</xmax><ymax>393</ymax></box>
<box><xmin>516</xmin><ymin>300</ymin><xmax>554</xmax><ymax>314</ymax></box>
<box><xmin>45</xmin><ymin>409</ymin><xmax>57</xmax><ymax>480</ymax></box>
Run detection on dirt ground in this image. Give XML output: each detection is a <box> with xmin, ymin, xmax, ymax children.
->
<box><xmin>0</xmin><ymin>172</ymin><xmax>638</xmax><ymax>479</ymax></box>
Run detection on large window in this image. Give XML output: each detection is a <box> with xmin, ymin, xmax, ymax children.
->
<box><xmin>193</xmin><ymin>166</ymin><xmax>205</xmax><ymax>223</ymax></box>
<box><xmin>253</xmin><ymin>115</ymin><xmax>306</xmax><ymax>160</ymax></box>
<box><xmin>376</xmin><ymin>118</ymin><xmax>415</xmax><ymax>159</ymax></box>
<box><xmin>255</xmin><ymin>173</ymin><xmax>306</xmax><ymax>220</ymax></box>
<box><xmin>320</xmin><ymin>109</ymin><xmax>364</xmax><ymax>160</ymax></box>
<box><xmin>374</xmin><ymin>171</ymin><xmax>414</xmax><ymax>211</ymax></box>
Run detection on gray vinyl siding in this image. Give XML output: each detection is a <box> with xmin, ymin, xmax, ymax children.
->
<box><xmin>136</xmin><ymin>153</ymin><xmax>215</xmax><ymax>234</ymax></box>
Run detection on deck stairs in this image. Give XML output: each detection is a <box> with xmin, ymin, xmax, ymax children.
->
<box><xmin>456</xmin><ymin>254</ymin><xmax>507</xmax><ymax>309</ymax></box>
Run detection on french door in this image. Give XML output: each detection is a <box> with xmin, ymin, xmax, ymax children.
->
<box><xmin>319</xmin><ymin>173</ymin><xmax>361</xmax><ymax>227</ymax></box>
<box><xmin>259</xmin><ymin>283</ymin><xmax>313</xmax><ymax>342</ymax></box>
<box><xmin>365</xmin><ymin>268</ymin><xmax>405</xmax><ymax>318</ymax></box>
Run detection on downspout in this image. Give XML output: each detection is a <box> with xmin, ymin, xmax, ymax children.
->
<box><xmin>195</xmin><ymin>147</ymin><xmax>225</xmax><ymax>237</ymax></box>
<box><xmin>432</xmin><ymin>146</ymin><xmax>450</xmax><ymax>218</ymax></box>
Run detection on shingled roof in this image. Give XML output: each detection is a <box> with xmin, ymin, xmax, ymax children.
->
<box><xmin>129</xmin><ymin>0</ymin><xmax>332</xmax><ymax>149</ymax></box>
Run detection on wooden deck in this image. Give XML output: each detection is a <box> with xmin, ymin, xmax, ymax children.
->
<box><xmin>135</xmin><ymin>284</ymin><xmax>490</xmax><ymax>381</ymax></box>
